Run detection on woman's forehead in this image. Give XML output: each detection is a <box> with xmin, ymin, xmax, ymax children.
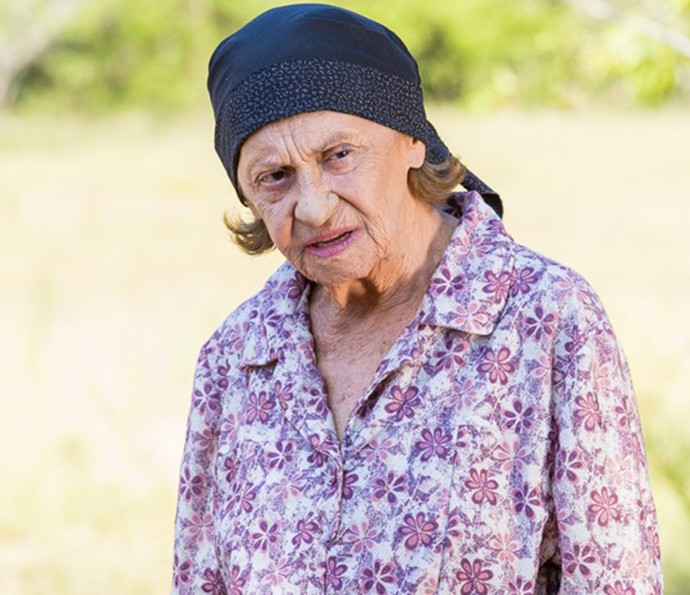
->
<box><xmin>238</xmin><ymin>111</ymin><xmax>401</xmax><ymax>170</ymax></box>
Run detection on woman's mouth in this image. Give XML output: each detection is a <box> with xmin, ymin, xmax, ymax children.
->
<box><xmin>312</xmin><ymin>231</ymin><xmax>351</xmax><ymax>247</ymax></box>
<box><xmin>305</xmin><ymin>229</ymin><xmax>357</xmax><ymax>258</ymax></box>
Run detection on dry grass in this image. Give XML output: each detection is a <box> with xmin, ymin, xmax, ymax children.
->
<box><xmin>1</xmin><ymin>108</ymin><xmax>688</xmax><ymax>593</ymax></box>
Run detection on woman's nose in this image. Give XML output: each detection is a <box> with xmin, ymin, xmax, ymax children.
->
<box><xmin>293</xmin><ymin>176</ymin><xmax>337</xmax><ymax>228</ymax></box>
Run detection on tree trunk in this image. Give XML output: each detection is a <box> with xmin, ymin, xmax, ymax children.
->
<box><xmin>0</xmin><ymin>0</ymin><xmax>85</xmax><ymax>108</ymax></box>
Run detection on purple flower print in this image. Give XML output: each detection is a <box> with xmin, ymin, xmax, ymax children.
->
<box><xmin>362</xmin><ymin>560</ymin><xmax>396</xmax><ymax>594</ymax></box>
<box><xmin>346</xmin><ymin>520</ymin><xmax>380</xmax><ymax>554</ymax></box>
<box><xmin>555</xmin><ymin>275</ymin><xmax>596</xmax><ymax>307</ymax></box>
<box><xmin>588</xmin><ymin>487</ymin><xmax>621</xmax><ymax>526</ymax></box>
<box><xmin>455</xmin><ymin>558</ymin><xmax>494</xmax><ymax>594</ymax></box>
<box><xmin>238</xmin><ymin>485</ymin><xmax>257</xmax><ymax>513</ymax></box>
<box><xmin>451</xmin><ymin>300</ymin><xmax>490</xmax><ymax>329</ymax></box>
<box><xmin>307</xmin><ymin>434</ymin><xmax>329</xmax><ymax>467</ymax></box>
<box><xmin>414</xmin><ymin>427</ymin><xmax>452</xmax><ymax>461</ymax></box>
<box><xmin>556</xmin><ymin>449</ymin><xmax>584</xmax><ymax>483</ymax></box>
<box><xmin>197</xmin><ymin>338</ymin><xmax>216</xmax><ymax>361</ymax></box>
<box><xmin>510</xmin><ymin>266</ymin><xmax>539</xmax><ymax>296</ymax></box>
<box><xmin>179</xmin><ymin>466</ymin><xmax>206</xmax><ymax>501</ymax></box>
<box><xmin>246</xmin><ymin>391</ymin><xmax>275</xmax><ymax>424</ymax></box>
<box><xmin>432</xmin><ymin>337</ymin><xmax>468</xmax><ymax>373</ymax></box>
<box><xmin>523</xmin><ymin>304</ymin><xmax>556</xmax><ymax>341</ymax></box>
<box><xmin>373</xmin><ymin>471</ymin><xmax>407</xmax><ymax>504</ymax></box>
<box><xmin>482</xmin><ymin>270</ymin><xmax>512</xmax><ymax>303</ymax></box>
<box><xmin>512</xmin><ymin>443</ymin><xmax>534</xmax><ymax>473</ymax></box>
<box><xmin>502</xmin><ymin>398</ymin><xmax>535</xmax><ymax>434</ymax></box>
<box><xmin>226</xmin><ymin>321</ymin><xmax>249</xmax><ymax>352</ymax></box>
<box><xmin>575</xmin><ymin>392</ymin><xmax>602</xmax><ymax>431</ymax></box>
<box><xmin>430</xmin><ymin>265</ymin><xmax>465</xmax><ymax>297</ymax></box>
<box><xmin>508</xmin><ymin>577</ymin><xmax>535</xmax><ymax>594</ymax></box>
<box><xmin>491</xmin><ymin>440</ymin><xmax>517</xmax><ymax>473</ymax></box>
<box><xmin>274</xmin><ymin>380</ymin><xmax>294</xmax><ymax>410</ymax></box>
<box><xmin>266</xmin><ymin>556</ymin><xmax>291</xmax><ymax>587</ymax></box>
<box><xmin>445</xmin><ymin>511</ymin><xmax>464</xmax><ymax>544</ymax></box>
<box><xmin>485</xmin><ymin>218</ymin><xmax>503</xmax><ymax>233</ymax></box>
<box><xmin>564</xmin><ymin>326</ymin><xmax>587</xmax><ymax>356</ymax></box>
<box><xmin>227</xmin><ymin>565</ymin><xmax>246</xmax><ymax>595</ymax></box>
<box><xmin>214</xmin><ymin>364</ymin><xmax>230</xmax><ymax>390</ymax></box>
<box><xmin>220</xmin><ymin>413</ymin><xmax>237</xmax><ymax>441</ymax></box>
<box><xmin>266</xmin><ymin>439</ymin><xmax>295</xmax><ymax>470</ymax></box>
<box><xmin>292</xmin><ymin>514</ymin><xmax>319</xmax><ymax>547</ymax></box>
<box><xmin>464</xmin><ymin>468</ymin><xmax>499</xmax><ymax>505</ymax></box>
<box><xmin>469</xmin><ymin>234</ymin><xmax>494</xmax><ymax>258</ymax></box>
<box><xmin>531</xmin><ymin>353</ymin><xmax>552</xmax><ymax>387</ymax></box>
<box><xmin>418</xmin><ymin>575</ymin><xmax>439</xmax><ymax>595</ymax></box>
<box><xmin>604</xmin><ymin>581</ymin><xmax>635</xmax><ymax>595</ymax></box>
<box><xmin>631</xmin><ymin>432</ymin><xmax>648</xmax><ymax>468</ymax></box>
<box><xmin>614</xmin><ymin>394</ymin><xmax>637</xmax><ymax>430</ymax></box>
<box><xmin>605</xmin><ymin>453</ymin><xmax>635</xmax><ymax>487</ymax></box>
<box><xmin>621</xmin><ymin>547</ymin><xmax>646</xmax><ymax>580</ymax></box>
<box><xmin>223</xmin><ymin>454</ymin><xmax>239</xmax><ymax>484</ymax></box>
<box><xmin>194</xmin><ymin>426</ymin><xmax>218</xmax><ymax>451</ymax></box>
<box><xmin>342</xmin><ymin>470</ymin><xmax>359</xmax><ymax>500</ymax></box>
<box><xmin>251</xmin><ymin>518</ymin><xmax>280</xmax><ymax>552</ymax></box>
<box><xmin>478</xmin><ymin>346</ymin><xmax>515</xmax><ymax>385</ymax></box>
<box><xmin>488</xmin><ymin>533</ymin><xmax>520</xmax><ymax>565</ymax></box>
<box><xmin>398</xmin><ymin>512</ymin><xmax>438</xmax><ymax>549</ymax></box>
<box><xmin>384</xmin><ymin>386</ymin><xmax>421</xmax><ymax>421</ymax></box>
<box><xmin>325</xmin><ymin>556</ymin><xmax>348</xmax><ymax>590</ymax></box>
<box><xmin>513</xmin><ymin>483</ymin><xmax>541</xmax><ymax>519</ymax></box>
<box><xmin>563</xmin><ymin>543</ymin><xmax>597</xmax><ymax>578</ymax></box>
<box><xmin>285</xmin><ymin>276</ymin><xmax>303</xmax><ymax>299</ymax></box>
<box><xmin>201</xmin><ymin>567</ymin><xmax>226</xmax><ymax>595</ymax></box>
<box><xmin>172</xmin><ymin>553</ymin><xmax>191</xmax><ymax>588</ymax></box>
<box><xmin>363</xmin><ymin>437</ymin><xmax>397</xmax><ymax>464</ymax></box>
<box><xmin>263</xmin><ymin>308</ymin><xmax>283</xmax><ymax>330</ymax></box>
<box><xmin>184</xmin><ymin>512</ymin><xmax>213</xmax><ymax>543</ymax></box>
<box><xmin>192</xmin><ymin>380</ymin><xmax>221</xmax><ymax>416</ymax></box>
<box><xmin>647</xmin><ymin>525</ymin><xmax>661</xmax><ymax>561</ymax></box>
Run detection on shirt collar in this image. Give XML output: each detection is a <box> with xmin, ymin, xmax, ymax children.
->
<box><xmin>239</xmin><ymin>191</ymin><xmax>515</xmax><ymax>365</ymax></box>
<box><xmin>419</xmin><ymin>191</ymin><xmax>515</xmax><ymax>335</ymax></box>
<box><xmin>238</xmin><ymin>261</ymin><xmax>310</xmax><ymax>366</ymax></box>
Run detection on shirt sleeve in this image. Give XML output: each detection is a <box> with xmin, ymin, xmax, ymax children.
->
<box><xmin>171</xmin><ymin>336</ymin><xmax>228</xmax><ymax>595</ymax></box>
<box><xmin>547</xmin><ymin>295</ymin><xmax>663</xmax><ymax>594</ymax></box>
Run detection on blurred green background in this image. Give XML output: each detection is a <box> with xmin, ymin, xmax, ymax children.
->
<box><xmin>1</xmin><ymin>0</ymin><xmax>689</xmax><ymax>593</ymax></box>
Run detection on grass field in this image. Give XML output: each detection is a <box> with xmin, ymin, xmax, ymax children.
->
<box><xmin>1</xmin><ymin>108</ymin><xmax>689</xmax><ymax>593</ymax></box>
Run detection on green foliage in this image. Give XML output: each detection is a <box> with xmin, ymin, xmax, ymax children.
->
<box><xmin>16</xmin><ymin>0</ymin><xmax>250</xmax><ymax>111</ymax></box>
<box><xmin>8</xmin><ymin>0</ymin><xmax>690</xmax><ymax>112</ymax></box>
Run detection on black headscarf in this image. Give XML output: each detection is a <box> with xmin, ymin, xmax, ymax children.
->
<box><xmin>207</xmin><ymin>3</ymin><xmax>502</xmax><ymax>216</ymax></box>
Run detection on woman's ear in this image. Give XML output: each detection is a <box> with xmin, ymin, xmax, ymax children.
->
<box><xmin>407</xmin><ymin>138</ymin><xmax>426</xmax><ymax>169</ymax></box>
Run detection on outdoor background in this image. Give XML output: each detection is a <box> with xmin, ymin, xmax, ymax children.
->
<box><xmin>1</xmin><ymin>0</ymin><xmax>688</xmax><ymax>593</ymax></box>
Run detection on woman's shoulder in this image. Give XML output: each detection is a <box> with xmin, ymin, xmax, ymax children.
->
<box><xmin>509</xmin><ymin>243</ymin><xmax>610</xmax><ymax>329</ymax></box>
<box><xmin>201</xmin><ymin>260</ymin><xmax>305</xmax><ymax>365</ymax></box>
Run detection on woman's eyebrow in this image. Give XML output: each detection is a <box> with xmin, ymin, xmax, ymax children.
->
<box><xmin>246</xmin><ymin>156</ymin><xmax>283</xmax><ymax>175</ymax></box>
<box><xmin>244</xmin><ymin>130</ymin><xmax>362</xmax><ymax>175</ymax></box>
<box><xmin>316</xmin><ymin>131</ymin><xmax>361</xmax><ymax>152</ymax></box>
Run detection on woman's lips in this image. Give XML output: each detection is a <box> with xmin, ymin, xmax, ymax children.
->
<box><xmin>304</xmin><ymin>228</ymin><xmax>357</xmax><ymax>258</ymax></box>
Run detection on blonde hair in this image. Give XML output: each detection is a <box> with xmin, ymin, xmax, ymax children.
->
<box><xmin>224</xmin><ymin>155</ymin><xmax>466</xmax><ymax>255</ymax></box>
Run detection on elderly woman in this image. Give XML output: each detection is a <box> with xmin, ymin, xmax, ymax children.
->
<box><xmin>172</xmin><ymin>4</ymin><xmax>662</xmax><ymax>594</ymax></box>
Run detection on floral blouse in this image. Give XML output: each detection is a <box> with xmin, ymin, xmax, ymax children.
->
<box><xmin>172</xmin><ymin>192</ymin><xmax>662</xmax><ymax>594</ymax></box>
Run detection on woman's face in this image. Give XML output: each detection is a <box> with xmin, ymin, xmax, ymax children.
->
<box><xmin>237</xmin><ymin>111</ymin><xmax>425</xmax><ymax>290</ymax></box>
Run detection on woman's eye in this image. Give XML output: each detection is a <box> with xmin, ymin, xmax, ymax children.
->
<box><xmin>325</xmin><ymin>147</ymin><xmax>354</xmax><ymax>167</ymax></box>
<box><xmin>258</xmin><ymin>169</ymin><xmax>288</xmax><ymax>186</ymax></box>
